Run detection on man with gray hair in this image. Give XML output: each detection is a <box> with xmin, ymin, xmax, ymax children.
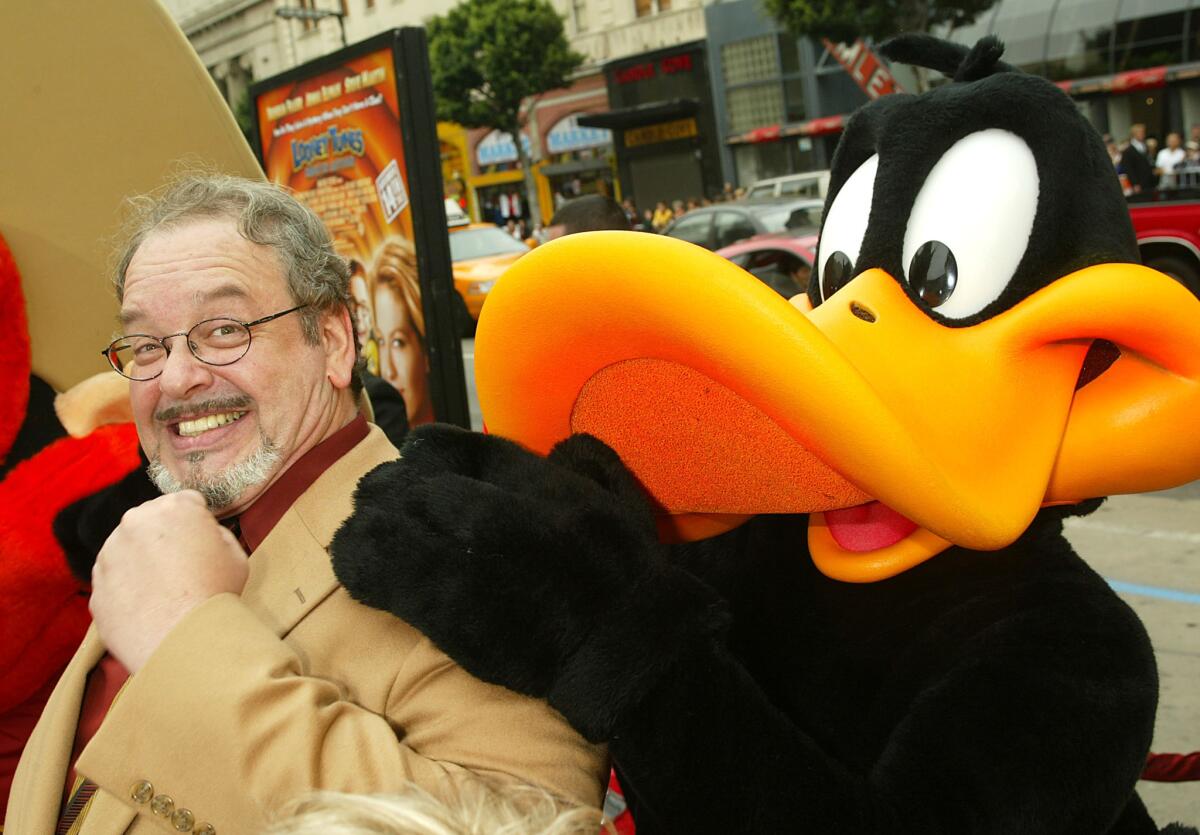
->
<box><xmin>5</xmin><ymin>174</ymin><xmax>605</xmax><ymax>835</ymax></box>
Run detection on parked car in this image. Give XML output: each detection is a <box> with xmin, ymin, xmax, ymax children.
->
<box><xmin>448</xmin><ymin>223</ymin><xmax>530</xmax><ymax>321</ymax></box>
<box><xmin>717</xmin><ymin>231</ymin><xmax>818</xmax><ymax>298</ymax></box>
<box><xmin>1127</xmin><ymin>189</ymin><xmax>1200</xmax><ymax>292</ymax></box>
<box><xmin>745</xmin><ymin>170</ymin><xmax>831</xmax><ymax>201</ymax></box>
<box><xmin>661</xmin><ymin>198</ymin><xmax>823</xmax><ymax>251</ymax></box>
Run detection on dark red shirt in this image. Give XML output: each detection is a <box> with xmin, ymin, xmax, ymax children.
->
<box><xmin>63</xmin><ymin>414</ymin><xmax>370</xmax><ymax>802</ymax></box>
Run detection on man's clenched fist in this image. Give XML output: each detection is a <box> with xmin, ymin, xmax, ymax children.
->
<box><xmin>90</xmin><ymin>490</ymin><xmax>249</xmax><ymax>673</ymax></box>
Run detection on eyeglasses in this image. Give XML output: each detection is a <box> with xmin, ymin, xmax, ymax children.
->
<box><xmin>102</xmin><ymin>305</ymin><xmax>308</xmax><ymax>381</ymax></box>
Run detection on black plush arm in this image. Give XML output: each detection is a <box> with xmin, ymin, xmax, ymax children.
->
<box><xmin>331</xmin><ymin>424</ymin><xmax>728</xmax><ymax>741</ymax></box>
<box><xmin>52</xmin><ymin>450</ymin><xmax>158</xmax><ymax>583</ymax></box>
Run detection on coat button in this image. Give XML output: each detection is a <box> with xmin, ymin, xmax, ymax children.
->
<box><xmin>129</xmin><ymin>780</ymin><xmax>153</xmax><ymax>804</ymax></box>
<box><xmin>150</xmin><ymin>794</ymin><xmax>175</xmax><ymax>816</ymax></box>
<box><xmin>171</xmin><ymin>808</ymin><xmax>195</xmax><ymax>831</ymax></box>
<box><xmin>193</xmin><ymin>824</ymin><xmax>216</xmax><ymax>835</ymax></box>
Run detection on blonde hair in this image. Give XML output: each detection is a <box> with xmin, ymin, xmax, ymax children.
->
<box><xmin>264</xmin><ymin>779</ymin><xmax>614</xmax><ymax>835</ymax></box>
<box><xmin>371</xmin><ymin>235</ymin><xmax>425</xmax><ymax>341</ymax></box>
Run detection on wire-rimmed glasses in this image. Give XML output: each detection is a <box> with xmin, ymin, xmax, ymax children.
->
<box><xmin>102</xmin><ymin>305</ymin><xmax>308</xmax><ymax>381</ymax></box>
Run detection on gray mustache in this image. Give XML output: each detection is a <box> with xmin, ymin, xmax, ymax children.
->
<box><xmin>155</xmin><ymin>395</ymin><xmax>253</xmax><ymax>424</ymax></box>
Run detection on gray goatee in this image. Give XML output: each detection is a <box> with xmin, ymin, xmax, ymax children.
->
<box><xmin>148</xmin><ymin>432</ymin><xmax>282</xmax><ymax>511</ymax></box>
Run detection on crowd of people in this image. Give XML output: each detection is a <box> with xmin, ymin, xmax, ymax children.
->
<box><xmin>629</xmin><ymin>183</ymin><xmax>749</xmax><ymax>233</ymax></box>
<box><xmin>1107</xmin><ymin>122</ymin><xmax>1200</xmax><ymax>195</ymax></box>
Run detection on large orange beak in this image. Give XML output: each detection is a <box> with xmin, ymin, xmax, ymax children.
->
<box><xmin>475</xmin><ymin>232</ymin><xmax>1200</xmax><ymax>582</ymax></box>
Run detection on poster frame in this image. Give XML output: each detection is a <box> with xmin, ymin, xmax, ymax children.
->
<box><xmin>250</xmin><ymin>28</ymin><xmax>470</xmax><ymax>429</ymax></box>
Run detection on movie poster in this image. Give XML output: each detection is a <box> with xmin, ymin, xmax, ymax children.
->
<box><xmin>253</xmin><ymin>33</ymin><xmax>467</xmax><ymax>428</ymax></box>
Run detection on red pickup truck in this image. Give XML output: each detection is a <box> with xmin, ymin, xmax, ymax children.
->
<box><xmin>1128</xmin><ymin>191</ymin><xmax>1200</xmax><ymax>292</ymax></box>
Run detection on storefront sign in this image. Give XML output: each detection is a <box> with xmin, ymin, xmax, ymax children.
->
<box><xmin>546</xmin><ymin>114</ymin><xmax>612</xmax><ymax>154</ymax></box>
<box><xmin>476</xmin><ymin>129</ymin><xmax>532</xmax><ymax>166</ymax></box>
<box><xmin>822</xmin><ymin>39</ymin><xmax>900</xmax><ymax>100</ymax></box>
<box><xmin>615</xmin><ymin>51</ymin><xmax>694</xmax><ymax>85</ymax></box>
<box><xmin>624</xmin><ymin>117</ymin><xmax>698</xmax><ymax>148</ymax></box>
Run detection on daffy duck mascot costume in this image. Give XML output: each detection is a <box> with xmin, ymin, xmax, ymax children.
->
<box><xmin>331</xmin><ymin>35</ymin><xmax>1200</xmax><ymax>834</ymax></box>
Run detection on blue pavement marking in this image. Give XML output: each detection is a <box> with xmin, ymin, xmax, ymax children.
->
<box><xmin>1106</xmin><ymin>579</ymin><xmax>1200</xmax><ymax>605</ymax></box>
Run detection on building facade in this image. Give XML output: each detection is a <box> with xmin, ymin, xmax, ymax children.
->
<box><xmin>166</xmin><ymin>0</ymin><xmax>711</xmax><ymax>223</ymax></box>
<box><xmin>702</xmin><ymin>0</ymin><xmax>1200</xmax><ymax>190</ymax></box>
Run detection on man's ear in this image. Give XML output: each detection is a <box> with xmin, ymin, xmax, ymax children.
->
<box><xmin>321</xmin><ymin>305</ymin><xmax>357</xmax><ymax>391</ymax></box>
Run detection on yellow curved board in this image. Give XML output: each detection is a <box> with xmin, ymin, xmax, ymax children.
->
<box><xmin>0</xmin><ymin>0</ymin><xmax>263</xmax><ymax>391</ymax></box>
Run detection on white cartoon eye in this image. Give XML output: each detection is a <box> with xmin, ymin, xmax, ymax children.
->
<box><xmin>817</xmin><ymin>154</ymin><xmax>879</xmax><ymax>302</ymax></box>
<box><xmin>901</xmin><ymin>129</ymin><xmax>1039</xmax><ymax>320</ymax></box>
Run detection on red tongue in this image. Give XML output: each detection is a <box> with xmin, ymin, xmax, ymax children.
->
<box><xmin>824</xmin><ymin>501</ymin><xmax>919</xmax><ymax>552</ymax></box>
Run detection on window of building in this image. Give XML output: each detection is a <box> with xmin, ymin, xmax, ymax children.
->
<box><xmin>572</xmin><ymin>0</ymin><xmax>588</xmax><ymax>31</ymax></box>
<box><xmin>635</xmin><ymin>0</ymin><xmax>670</xmax><ymax>17</ymax></box>
<box><xmin>784</xmin><ymin>77</ymin><xmax>806</xmax><ymax>123</ymax></box>
<box><xmin>778</xmin><ymin>35</ymin><xmax>802</xmax><ymax>75</ymax></box>
<box><xmin>1112</xmin><ymin>11</ymin><xmax>1186</xmax><ymax>71</ymax></box>
<box><xmin>727</xmin><ymin>83</ymin><xmax>784</xmax><ymax>133</ymax></box>
<box><xmin>989</xmin><ymin>0</ymin><xmax>1057</xmax><ymax>73</ymax></box>
<box><xmin>722</xmin><ymin>35</ymin><xmax>777</xmax><ymax>86</ymax></box>
<box><xmin>365</xmin><ymin>0</ymin><xmax>375</xmax><ymax>9</ymax></box>
<box><xmin>298</xmin><ymin>0</ymin><xmax>317</xmax><ymax>31</ymax></box>
<box><xmin>1041</xmin><ymin>0</ymin><xmax>1118</xmax><ymax>79</ymax></box>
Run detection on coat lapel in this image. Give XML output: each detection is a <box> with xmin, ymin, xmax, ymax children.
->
<box><xmin>239</xmin><ymin>426</ymin><xmax>397</xmax><ymax>637</ymax></box>
<box><xmin>5</xmin><ymin>626</ymin><xmax>105</xmax><ymax>834</ymax></box>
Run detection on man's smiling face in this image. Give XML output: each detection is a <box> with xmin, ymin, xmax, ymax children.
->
<box><xmin>121</xmin><ymin>217</ymin><xmax>344</xmax><ymax>516</ymax></box>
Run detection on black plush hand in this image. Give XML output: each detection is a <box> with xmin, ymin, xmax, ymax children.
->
<box><xmin>331</xmin><ymin>424</ymin><xmax>727</xmax><ymax>741</ymax></box>
<box><xmin>53</xmin><ymin>449</ymin><xmax>159</xmax><ymax>582</ymax></box>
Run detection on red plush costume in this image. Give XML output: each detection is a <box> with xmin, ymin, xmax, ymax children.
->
<box><xmin>0</xmin><ymin>234</ymin><xmax>142</xmax><ymax>817</ymax></box>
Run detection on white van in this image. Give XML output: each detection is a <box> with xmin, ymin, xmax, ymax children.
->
<box><xmin>746</xmin><ymin>170</ymin><xmax>831</xmax><ymax>201</ymax></box>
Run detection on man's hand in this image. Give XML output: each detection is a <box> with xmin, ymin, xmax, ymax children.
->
<box><xmin>90</xmin><ymin>490</ymin><xmax>249</xmax><ymax>673</ymax></box>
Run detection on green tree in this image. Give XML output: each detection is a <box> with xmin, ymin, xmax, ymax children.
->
<box><xmin>427</xmin><ymin>0</ymin><xmax>583</xmax><ymax>228</ymax></box>
<box><xmin>231</xmin><ymin>90</ymin><xmax>256</xmax><ymax>150</ymax></box>
<box><xmin>763</xmin><ymin>0</ymin><xmax>996</xmax><ymax>45</ymax></box>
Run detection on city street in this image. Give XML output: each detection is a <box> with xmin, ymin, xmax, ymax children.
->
<box><xmin>463</xmin><ymin>337</ymin><xmax>1200</xmax><ymax>826</ymax></box>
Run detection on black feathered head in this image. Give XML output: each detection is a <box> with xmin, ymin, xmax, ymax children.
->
<box><xmin>808</xmin><ymin>35</ymin><xmax>1139</xmax><ymax>324</ymax></box>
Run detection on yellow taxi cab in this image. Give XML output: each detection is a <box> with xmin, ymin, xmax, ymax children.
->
<box><xmin>449</xmin><ymin>222</ymin><xmax>530</xmax><ymax>320</ymax></box>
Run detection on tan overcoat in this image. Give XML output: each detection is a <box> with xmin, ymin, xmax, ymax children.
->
<box><xmin>5</xmin><ymin>426</ymin><xmax>606</xmax><ymax>834</ymax></box>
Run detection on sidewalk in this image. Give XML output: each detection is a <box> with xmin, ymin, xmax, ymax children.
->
<box><xmin>1064</xmin><ymin>482</ymin><xmax>1200</xmax><ymax>828</ymax></box>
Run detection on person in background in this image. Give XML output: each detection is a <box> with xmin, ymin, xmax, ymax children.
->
<box><xmin>651</xmin><ymin>201</ymin><xmax>673</xmax><ymax>232</ymax></box>
<box><xmin>641</xmin><ymin>207</ymin><xmax>655</xmax><ymax>232</ymax></box>
<box><xmin>543</xmin><ymin>194</ymin><xmax>632</xmax><ymax>241</ymax></box>
<box><xmin>620</xmin><ymin>197</ymin><xmax>638</xmax><ymax>227</ymax></box>
<box><xmin>5</xmin><ymin>174</ymin><xmax>605</xmax><ymax>835</ymax></box>
<box><xmin>1120</xmin><ymin>123</ymin><xmax>1157</xmax><ymax>193</ymax></box>
<box><xmin>1104</xmin><ymin>134</ymin><xmax>1132</xmax><ymax>196</ymax></box>
<box><xmin>263</xmin><ymin>778</ymin><xmax>613</xmax><ymax>835</ymax></box>
<box><xmin>1156</xmin><ymin>131</ymin><xmax>1186</xmax><ymax>189</ymax></box>
<box><xmin>371</xmin><ymin>236</ymin><xmax>435</xmax><ymax>427</ymax></box>
<box><xmin>671</xmin><ymin>199</ymin><xmax>686</xmax><ymax>219</ymax></box>
<box><xmin>1177</xmin><ymin>140</ymin><xmax>1200</xmax><ymax>189</ymax></box>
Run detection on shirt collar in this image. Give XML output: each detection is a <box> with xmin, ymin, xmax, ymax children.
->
<box><xmin>236</xmin><ymin>413</ymin><xmax>370</xmax><ymax>552</ymax></box>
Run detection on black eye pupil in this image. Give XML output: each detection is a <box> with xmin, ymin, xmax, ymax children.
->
<box><xmin>908</xmin><ymin>240</ymin><xmax>957</xmax><ymax>308</ymax></box>
<box><xmin>821</xmin><ymin>251</ymin><xmax>855</xmax><ymax>300</ymax></box>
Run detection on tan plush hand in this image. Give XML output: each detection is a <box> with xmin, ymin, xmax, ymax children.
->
<box><xmin>90</xmin><ymin>490</ymin><xmax>249</xmax><ymax>673</ymax></box>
